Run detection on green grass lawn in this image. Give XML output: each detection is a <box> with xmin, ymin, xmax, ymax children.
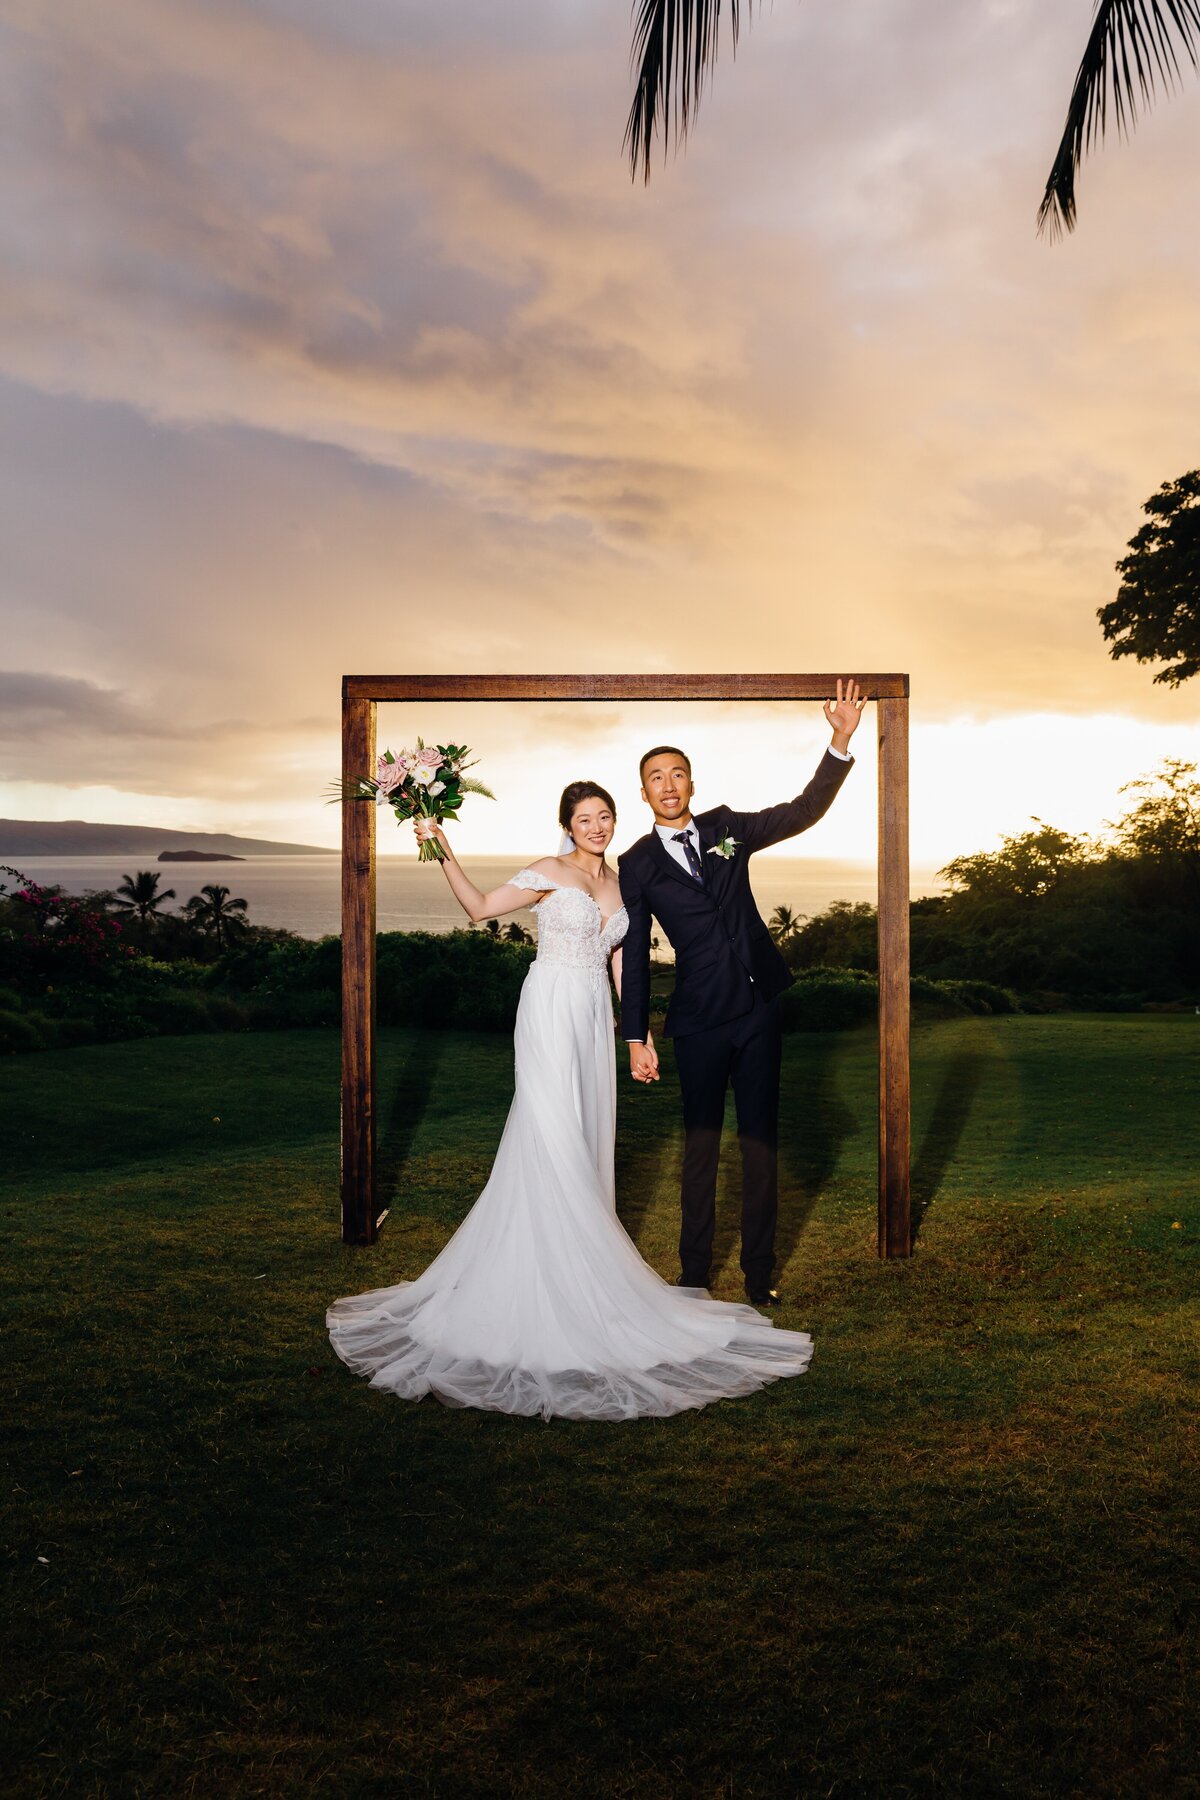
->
<box><xmin>2</xmin><ymin>1016</ymin><xmax>1197</xmax><ymax>1799</ymax></box>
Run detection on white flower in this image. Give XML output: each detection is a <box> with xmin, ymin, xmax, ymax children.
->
<box><xmin>708</xmin><ymin>834</ymin><xmax>740</xmax><ymax>860</ymax></box>
<box><xmin>428</xmin><ymin>780</ymin><xmax>445</xmax><ymax>797</ymax></box>
<box><xmin>409</xmin><ymin>763</ymin><xmax>437</xmax><ymax>786</ymax></box>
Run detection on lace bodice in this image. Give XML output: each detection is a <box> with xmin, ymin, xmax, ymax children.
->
<box><xmin>511</xmin><ymin>869</ymin><xmax>628</xmax><ymax>974</ymax></box>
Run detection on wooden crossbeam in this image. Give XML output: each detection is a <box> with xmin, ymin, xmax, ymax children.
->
<box><xmin>344</xmin><ymin>673</ymin><xmax>909</xmax><ymax>702</ymax></box>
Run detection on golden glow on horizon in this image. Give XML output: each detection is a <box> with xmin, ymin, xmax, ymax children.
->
<box><xmin>5</xmin><ymin>708</ymin><xmax>1199</xmax><ymax>875</ymax></box>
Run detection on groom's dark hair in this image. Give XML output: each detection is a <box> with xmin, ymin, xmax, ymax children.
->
<box><xmin>639</xmin><ymin>745</ymin><xmax>692</xmax><ymax>782</ymax></box>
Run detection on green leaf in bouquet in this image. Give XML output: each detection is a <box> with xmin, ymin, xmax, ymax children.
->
<box><xmin>458</xmin><ymin>777</ymin><xmax>496</xmax><ymax>800</ymax></box>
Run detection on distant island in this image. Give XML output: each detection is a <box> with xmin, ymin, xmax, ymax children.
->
<box><xmin>158</xmin><ymin>850</ymin><xmax>246</xmax><ymax>863</ymax></box>
<box><xmin>0</xmin><ymin>820</ymin><xmax>336</xmax><ymax>857</ymax></box>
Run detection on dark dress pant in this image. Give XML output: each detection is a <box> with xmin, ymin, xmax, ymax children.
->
<box><xmin>670</xmin><ymin>986</ymin><xmax>782</xmax><ymax>1288</ymax></box>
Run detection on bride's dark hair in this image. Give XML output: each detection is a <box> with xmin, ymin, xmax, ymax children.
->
<box><xmin>558</xmin><ymin>781</ymin><xmax>617</xmax><ymax>837</ymax></box>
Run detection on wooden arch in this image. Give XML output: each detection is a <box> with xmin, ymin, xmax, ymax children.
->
<box><xmin>340</xmin><ymin>674</ymin><xmax>911</xmax><ymax>1258</ymax></box>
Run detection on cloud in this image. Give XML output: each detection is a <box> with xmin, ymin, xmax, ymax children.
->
<box><xmin>0</xmin><ymin>664</ymin><xmax>332</xmax><ymax>804</ymax></box>
<box><xmin>0</xmin><ymin>0</ymin><xmax>757</xmax><ymax>551</ymax></box>
<box><xmin>1</xmin><ymin>0</ymin><xmax>1200</xmax><ymax>853</ymax></box>
<box><xmin>0</xmin><ymin>669</ymin><xmax>180</xmax><ymax>739</ymax></box>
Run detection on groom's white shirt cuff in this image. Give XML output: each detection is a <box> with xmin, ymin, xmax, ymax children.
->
<box><xmin>827</xmin><ymin>743</ymin><xmax>852</xmax><ymax>761</ymax></box>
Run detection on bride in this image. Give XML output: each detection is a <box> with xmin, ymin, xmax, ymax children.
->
<box><xmin>326</xmin><ymin>780</ymin><xmax>816</xmax><ymax>1421</ymax></box>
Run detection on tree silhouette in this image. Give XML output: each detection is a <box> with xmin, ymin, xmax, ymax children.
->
<box><xmin>182</xmin><ymin>883</ymin><xmax>249</xmax><ymax>953</ymax></box>
<box><xmin>112</xmin><ymin>869</ymin><xmax>176</xmax><ymax>926</ymax></box>
<box><xmin>624</xmin><ymin>1</ymin><xmax>1200</xmax><ymax>235</ymax></box>
<box><xmin>1099</xmin><ymin>470</ymin><xmax>1200</xmax><ymax>687</ymax></box>
<box><xmin>1109</xmin><ymin>758</ymin><xmax>1200</xmax><ymax>903</ymax></box>
<box><xmin>768</xmin><ymin>902</ymin><xmax>803</xmax><ymax>945</ymax></box>
<box><xmin>940</xmin><ymin>821</ymin><xmax>1096</xmax><ymax>903</ymax></box>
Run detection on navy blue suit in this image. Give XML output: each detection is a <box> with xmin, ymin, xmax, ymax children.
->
<box><xmin>617</xmin><ymin>749</ymin><xmax>854</xmax><ymax>1288</ymax></box>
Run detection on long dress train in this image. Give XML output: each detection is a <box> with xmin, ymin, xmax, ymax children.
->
<box><xmin>326</xmin><ymin>869</ymin><xmax>815</xmax><ymax>1421</ymax></box>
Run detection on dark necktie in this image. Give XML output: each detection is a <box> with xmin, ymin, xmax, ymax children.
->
<box><xmin>672</xmin><ymin>830</ymin><xmax>705</xmax><ymax>883</ymax></box>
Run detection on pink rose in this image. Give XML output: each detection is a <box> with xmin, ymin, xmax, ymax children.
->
<box><xmin>375</xmin><ymin>759</ymin><xmax>407</xmax><ymax>797</ymax></box>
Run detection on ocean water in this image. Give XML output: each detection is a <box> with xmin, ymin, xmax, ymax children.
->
<box><xmin>9</xmin><ymin>854</ymin><xmax>939</xmax><ymax>941</ymax></box>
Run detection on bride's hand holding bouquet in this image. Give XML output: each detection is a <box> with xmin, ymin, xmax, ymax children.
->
<box><xmin>413</xmin><ymin>818</ymin><xmax>450</xmax><ymax>858</ymax></box>
<box><xmin>329</xmin><ymin>739</ymin><xmax>494</xmax><ymax>862</ymax></box>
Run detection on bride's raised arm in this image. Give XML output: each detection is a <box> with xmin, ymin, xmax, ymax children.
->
<box><xmin>414</xmin><ymin>820</ymin><xmax>554</xmax><ymax>923</ymax></box>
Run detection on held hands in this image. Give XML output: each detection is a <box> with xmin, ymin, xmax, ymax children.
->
<box><xmin>823</xmin><ymin>677</ymin><xmax>866</xmax><ymax>751</ymax></box>
<box><xmin>629</xmin><ymin>1040</ymin><xmax>660</xmax><ymax>1085</ymax></box>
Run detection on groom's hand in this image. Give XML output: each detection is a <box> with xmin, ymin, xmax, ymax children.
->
<box><xmin>628</xmin><ymin>1042</ymin><xmax>660</xmax><ymax>1084</ymax></box>
<box><xmin>823</xmin><ymin>676</ymin><xmax>866</xmax><ymax>752</ymax></box>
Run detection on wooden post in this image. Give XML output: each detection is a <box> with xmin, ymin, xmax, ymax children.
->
<box><xmin>340</xmin><ymin>683</ymin><xmax>377</xmax><ymax>1244</ymax></box>
<box><xmin>877</xmin><ymin>695</ymin><xmax>911</xmax><ymax>1258</ymax></box>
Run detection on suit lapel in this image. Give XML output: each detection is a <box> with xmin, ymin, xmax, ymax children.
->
<box><xmin>695</xmin><ymin>814</ymin><xmax>737</xmax><ymax>888</ymax></box>
<box><xmin>694</xmin><ymin>816</ymin><xmax>719</xmax><ymax>859</ymax></box>
<box><xmin>696</xmin><ymin>815</ymin><xmax>727</xmax><ymax>869</ymax></box>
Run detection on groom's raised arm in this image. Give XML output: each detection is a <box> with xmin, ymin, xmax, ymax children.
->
<box><xmin>617</xmin><ymin>858</ymin><xmax>652</xmax><ymax>1045</ymax></box>
<box><xmin>725</xmin><ymin>747</ymin><xmax>854</xmax><ymax>854</ymax></box>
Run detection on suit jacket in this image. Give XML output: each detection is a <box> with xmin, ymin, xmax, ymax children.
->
<box><xmin>617</xmin><ymin>749</ymin><xmax>854</xmax><ymax>1042</ymax></box>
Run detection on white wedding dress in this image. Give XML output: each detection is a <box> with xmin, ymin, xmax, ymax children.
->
<box><xmin>326</xmin><ymin>869</ymin><xmax>815</xmax><ymax>1421</ymax></box>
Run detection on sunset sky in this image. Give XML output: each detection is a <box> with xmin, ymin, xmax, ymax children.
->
<box><xmin>2</xmin><ymin>0</ymin><xmax>1199</xmax><ymax>874</ymax></box>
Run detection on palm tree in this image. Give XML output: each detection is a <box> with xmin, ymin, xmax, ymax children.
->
<box><xmin>182</xmin><ymin>883</ymin><xmax>249</xmax><ymax>953</ymax></box>
<box><xmin>113</xmin><ymin>869</ymin><xmax>176</xmax><ymax>926</ymax></box>
<box><xmin>625</xmin><ymin>2</ymin><xmax>1200</xmax><ymax>235</ymax></box>
<box><xmin>768</xmin><ymin>902</ymin><xmax>803</xmax><ymax>946</ymax></box>
<box><xmin>503</xmin><ymin>922</ymin><xmax>533</xmax><ymax>944</ymax></box>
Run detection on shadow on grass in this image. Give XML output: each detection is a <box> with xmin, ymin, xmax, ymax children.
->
<box><xmin>376</xmin><ymin>1031</ymin><xmax>452</xmax><ymax>1215</ymax></box>
<box><xmin>705</xmin><ymin>1035</ymin><xmax>858</xmax><ymax>1288</ymax></box>
<box><xmin>910</xmin><ymin>1037</ymin><xmax>989</xmax><ymax>1243</ymax></box>
<box><xmin>774</xmin><ymin>1034</ymin><xmax>859</xmax><ymax>1272</ymax></box>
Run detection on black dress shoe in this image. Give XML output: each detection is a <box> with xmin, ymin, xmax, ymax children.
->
<box><xmin>746</xmin><ymin>1286</ymin><xmax>782</xmax><ymax>1307</ymax></box>
<box><xmin>677</xmin><ymin>1274</ymin><xmax>710</xmax><ymax>1290</ymax></box>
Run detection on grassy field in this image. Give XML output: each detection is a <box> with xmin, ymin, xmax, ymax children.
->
<box><xmin>2</xmin><ymin>1015</ymin><xmax>1198</xmax><ymax>1799</ymax></box>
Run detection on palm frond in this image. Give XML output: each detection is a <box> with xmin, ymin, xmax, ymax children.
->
<box><xmin>625</xmin><ymin>0</ymin><xmax>751</xmax><ymax>183</ymax></box>
<box><xmin>457</xmin><ymin>777</ymin><xmax>496</xmax><ymax>800</ymax></box>
<box><xmin>1039</xmin><ymin>0</ymin><xmax>1200</xmax><ymax>237</ymax></box>
<box><xmin>324</xmin><ymin>777</ymin><xmax>379</xmax><ymax>805</ymax></box>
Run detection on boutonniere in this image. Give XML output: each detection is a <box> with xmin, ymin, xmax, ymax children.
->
<box><xmin>707</xmin><ymin>834</ymin><xmax>740</xmax><ymax>861</ymax></box>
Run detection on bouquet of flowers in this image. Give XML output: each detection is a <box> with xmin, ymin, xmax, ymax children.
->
<box><xmin>330</xmin><ymin>739</ymin><xmax>495</xmax><ymax>861</ymax></box>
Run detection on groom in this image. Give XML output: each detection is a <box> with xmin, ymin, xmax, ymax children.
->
<box><xmin>618</xmin><ymin>679</ymin><xmax>865</xmax><ymax>1305</ymax></box>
